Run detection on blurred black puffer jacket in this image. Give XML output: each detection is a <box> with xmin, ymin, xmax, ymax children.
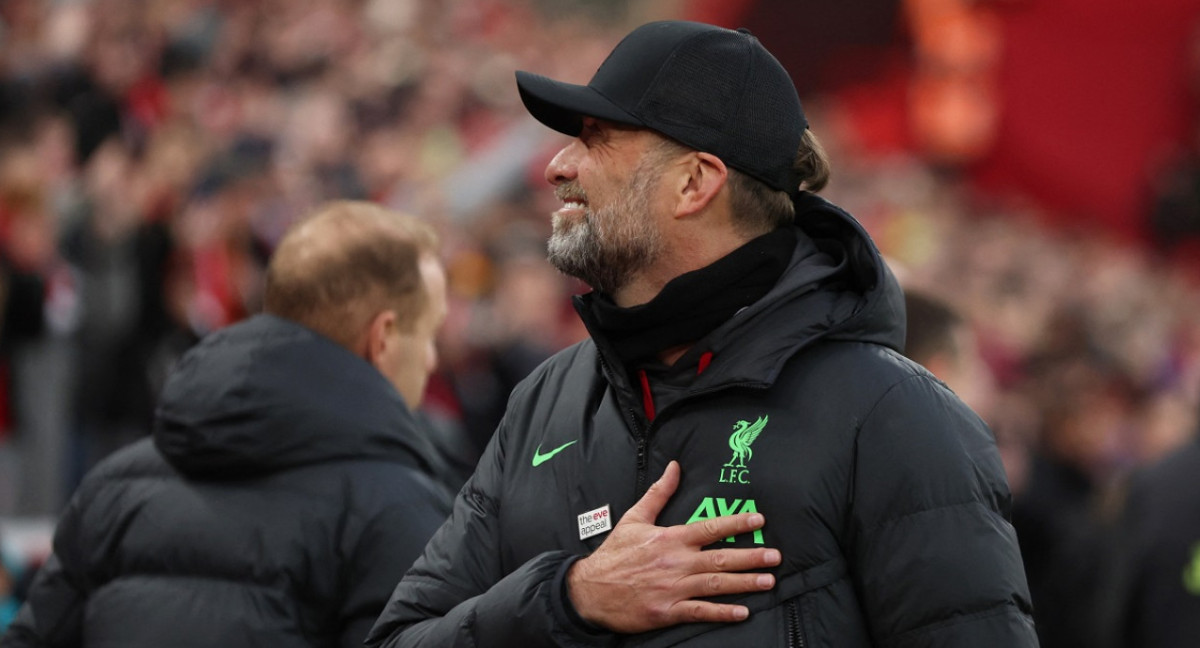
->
<box><xmin>1</xmin><ymin>314</ymin><xmax>453</xmax><ymax>648</ymax></box>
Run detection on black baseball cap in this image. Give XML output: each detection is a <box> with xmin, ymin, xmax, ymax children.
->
<box><xmin>516</xmin><ymin>20</ymin><xmax>807</xmax><ymax>195</ymax></box>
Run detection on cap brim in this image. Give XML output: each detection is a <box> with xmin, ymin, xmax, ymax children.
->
<box><xmin>515</xmin><ymin>71</ymin><xmax>642</xmax><ymax>136</ymax></box>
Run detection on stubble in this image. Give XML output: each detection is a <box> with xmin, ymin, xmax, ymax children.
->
<box><xmin>546</xmin><ymin>160</ymin><xmax>664</xmax><ymax>294</ymax></box>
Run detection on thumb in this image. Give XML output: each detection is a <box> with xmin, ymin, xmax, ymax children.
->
<box><xmin>620</xmin><ymin>460</ymin><xmax>680</xmax><ymax>526</ymax></box>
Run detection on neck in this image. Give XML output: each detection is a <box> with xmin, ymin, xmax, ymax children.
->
<box><xmin>612</xmin><ymin>226</ymin><xmax>755</xmax><ymax>308</ymax></box>
<box><xmin>612</xmin><ymin>280</ymin><xmax>666</xmax><ymax>308</ymax></box>
<box><xmin>581</xmin><ymin>227</ymin><xmax>797</xmax><ymax>369</ymax></box>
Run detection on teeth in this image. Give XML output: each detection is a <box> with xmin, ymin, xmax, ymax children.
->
<box><xmin>563</xmin><ymin>201</ymin><xmax>585</xmax><ymax>209</ymax></box>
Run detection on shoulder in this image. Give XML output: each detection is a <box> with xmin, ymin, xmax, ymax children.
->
<box><xmin>507</xmin><ymin>338</ymin><xmax>599</xmax><ymax>404</ymax></box>
<box><xmin>77</xmin><ymin>437</ymin><xmax>174</xmax><ymax>493</ymax></box>
<box><xmin>777</xmin><ymin>340</ymin><xmax>936</xmax><ymax>410</ymax></box>
<box><xmin>1127</xmin><ymin>440</ymin><xmax>1200</xmax><ymax>513</ymax></box>
<box><xmin>336</xmin><ymin>458</ymin><xmax>454</xmax><ymax>516</ymax></box>
<box><xmin>774</xmin><ymin>340</ymin><xmax>988</xmax><ymax>462</ymax></box>
<box><xmin>839</xmin><ymin>352</ymin><xmax>1008</xmax><ymax>522</ymax></box>
<box><xmin>808</xmin><ymin>340</ymin><xmax>923</xmax><ymax>379</ymax></box>
<box><xmin>1142</xmin><ymin>440</ymin><xmax>1200</xmax><ymax>487</ymax></box>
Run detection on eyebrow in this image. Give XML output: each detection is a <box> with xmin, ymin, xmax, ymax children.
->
<box><xmin>594</xmin><ymin>119</ymin><xmax>639</xmax><ymax>132</ymax></box>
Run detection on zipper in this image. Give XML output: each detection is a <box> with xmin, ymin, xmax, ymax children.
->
<box><xmin>786</xmin><ymin>599</ymin><xmax>806</xmax><ymax>648</ymax></box>
<box><xmin>631</xmin><ymin>407</ymin><xmax>649</xmax><ymax>495</ymax></box>
<box><xmin>628</xmin><ymin>379</ymin><xmax>767</xmax><ymax>496</ymax></box>
<box><xmin>597</xmin><ymin>351</ymin><xmax>654</xmax><ymax>496</ymax></box>
<box><xmin>596</xmin><ymin>348</ymin><xmax>766</xmax><ymax>497</ymax></box>
<box><xmin>633</xmin><ymin>380</ymin><xmax>763</xmax><ymax>495</ymax></box>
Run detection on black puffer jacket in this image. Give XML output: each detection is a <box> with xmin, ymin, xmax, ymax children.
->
<box><xmin>1</xmin><ymin>315</ymin><xmax>453</xmax><ymax>648</ymax></box>
<box><xmin>1099</xmin><ymin>436</ymin><xmax>1200</xmax><ymax>648</ymax></box>
<box><xmin>368</xmin><ymin>194</ymin><xmax>1036</xmax><ymax>647</ymax></box>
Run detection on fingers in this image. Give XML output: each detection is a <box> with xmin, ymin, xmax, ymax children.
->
<box><xmin>673</xmin><ymin>569</ymin><xmax>776</xmax><ymax>601</ymax></box>
<box><xmin>620</xmin><ymin>460</ymin><xmax>681</xmax><ymax>525</ymax></box>
<box><xmin>664</xmin><ymin>600</ymin><xmax>752</xmax><ymax>625</ymax></box>
<box><xmin>671</xmin><ymin>548</ymin><xmax>779</xmax><ymax>602</ymax></box>
<box><xmin>696</xmin><ymin>547</ymin><xmax>782</xmax><ymax>574</ymax></box>
<box><xmin>683</xmin><ymin>511</ymin><xmax>766</xmax><ymax>546</ymax></box>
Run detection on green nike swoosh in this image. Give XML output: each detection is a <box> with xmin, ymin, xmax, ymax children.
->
<box><xmin>532</xmin><ymin>440</ymin><xmax>578</xmax><ymax>467</ymax></box>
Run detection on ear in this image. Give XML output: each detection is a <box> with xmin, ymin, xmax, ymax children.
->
<box><xmin>362</xmin><ymin>309</ymin><xmax>397</xmax><ymax>370</ymax></box>
<box><xmin>674</xmin><ymin>151</ymin><xmax>728</xmax><ymax>218</ymax></box>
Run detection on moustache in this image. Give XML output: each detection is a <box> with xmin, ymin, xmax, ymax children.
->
<box><xmin>555</xmin><ymin>183</ymin><xmax>587</xmax><ymax>203</ymax></box>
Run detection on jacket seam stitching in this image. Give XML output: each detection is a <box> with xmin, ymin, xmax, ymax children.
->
<box><xmin>880</xmin><ymin>600</ymin><xmax>1027</xmax><ymax>646</ymax></box>
<box><xmin>863</xmin><ymin>499</ymin><xmax>991</xmax><ymax>535</ymax></box>
<box><xmin>855</xmin><ymin>373</ymin><xmax>930</xmax><ymax>434</ymax></box>
<box><xmin>401</xmin><ymin>573</ymin><xmax>478</xmax><ymax>602</ymax></box>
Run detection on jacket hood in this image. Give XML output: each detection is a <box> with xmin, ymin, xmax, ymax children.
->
<box><xmin>695</xmin><ymin>192</ymin><xmax>905</xmax><ymax>383</ymax></box>
<box><xmin>154</xmin><ymin>314</ymin><xmax>440</xmax><ymax>479</ymax></box>
<box><xmin>577</xmin><ymin>192</ymin><xmax>905</xmax><ymax>392</ymax></box>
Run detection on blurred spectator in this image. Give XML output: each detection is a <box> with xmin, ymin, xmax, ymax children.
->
<box><xmin>0</xmin><ymin>121</ymin><xmax>75</xmax><ymax>517</ymax></box>
<box><xmin>60</xmin><ymin>137</ymin><xmax>181</xmax><ymax>488</ymax></box>
<box><xmin>1149</xmin><ymin>18</ymin><xmax>1200</xmax><ymax>275</ymax></box>
<box><xmin>1013</xmin><ymin>343</ymin><xmax>1139</xmax><ymax>648</ymax></box>
<box><xmin>902</xmin><ymin>288</ymin><xmax>995</xmax><ymax>415</ymax></box>
<box><xmin>1096</xmin><ymin>421</ymin><xmax>1200</xmax><ymax>648</ymax></box>
<box><xmin>1150</xmin><ymin>145</ymin><xmax>1200</xmax><ymax>259</ymax></box>
<box><xmin>901</xmin><ymin>288</ymin><xmax>1029</xmax><ymax>493</ymax></box>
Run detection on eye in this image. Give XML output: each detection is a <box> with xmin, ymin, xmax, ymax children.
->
<box><xmin>579</xmin><ymin>119</ymin><xmax>601</xmax><ymax>143</ymax></box>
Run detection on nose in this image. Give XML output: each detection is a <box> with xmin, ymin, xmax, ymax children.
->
<box><xmin>544</xmin><ymin>140</ymin><xmax>581</xmax><ymax>186</ymax></box>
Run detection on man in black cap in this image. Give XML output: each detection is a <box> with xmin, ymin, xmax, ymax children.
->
<box><xmin>369</xmin><ymin>20</ymin><xmax>1036</xmax><ymax>647</ymax></box>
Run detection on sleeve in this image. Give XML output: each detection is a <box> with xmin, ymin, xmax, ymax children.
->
<box><xmin>337</xmin><ymin>473</ymin><xmax>455</xmax><ymax>648</ymax></box>
<box><xmin>1</xmin><ymin>494</ymin><xmax>90</xmax><ymax>648</ymax></box>
<box><xmin>848</xmin><ymin>375</ymin><xmax>1039</xmax><ymax>648</ymax></box>
<box><xmin>364</xmin><ymin>420</ymin><xmax>612</xmax><ymax>648</ymax></box>
<box><xmin>1</xmin><ymin>555</ymin><xmax>82</xmax><ymax>648</ymax></box>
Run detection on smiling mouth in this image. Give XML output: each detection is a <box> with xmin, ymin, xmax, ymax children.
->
<box><xmin>555</xmin><ymin>184</ymin><xmax>587</xmax><ymax>212</ymax></box>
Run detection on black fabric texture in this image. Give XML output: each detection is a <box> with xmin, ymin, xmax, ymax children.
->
<box><xmin>367</xmin><ymin>193</ymin><xmax>1036</xmax><ymax>647</ymax></box>
<box><xmin>516</xmin><ymin>21</ymin><xmax>806</xmax><ymax>194</ymax></box>
<box><xmin>1094</xmin><ymin>436</ymin><xmax>1200</xmax><ymax>648</ymax></box>
<box><xmin>580</xmin><ymin>227</ymin><xmax>796</xmax><ymax>366</ymax></box>
<box><xmin>2</xmin><ymin>315</ymin><xmax>454</xmax><ymax>648</ymax></box>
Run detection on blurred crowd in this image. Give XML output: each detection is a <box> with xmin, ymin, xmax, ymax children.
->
<box><xmin>0</xmin><ymin>0</ymin><xmax>1198</xmax><ymax>645</ymax></box>
<box><xmin>827</xmin><ymin>149</ymin><xmax>1200</xmax><ymax>646</ymax></box>
<box><xmin>0</xmin><ymin>0</ymin><xmax>631</xmax><ymax>517</ymax></box>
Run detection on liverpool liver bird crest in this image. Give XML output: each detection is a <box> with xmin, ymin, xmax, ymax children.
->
<box><xmin>724</xmin><ymin>416</ymin><xmax>768</xmax><ymax>468</ymax></box>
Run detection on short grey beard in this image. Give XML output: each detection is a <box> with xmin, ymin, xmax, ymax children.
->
<box><xmin>547</xmin><ymin>171</ymin><xmax>663</xmax><ymax>294</ymax></box>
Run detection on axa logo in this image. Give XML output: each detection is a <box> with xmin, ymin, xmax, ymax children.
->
<box><xmin>719</xmin><ymin>415</ymin><xmax>768</xmax><ymax>484</ymax></box>
<box><xmin>687</xmin><ymin>497</ymin><xmax>764</xmax><ymax>544</ymax></box>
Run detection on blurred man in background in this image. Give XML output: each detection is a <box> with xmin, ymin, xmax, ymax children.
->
<box><xmin>1098</xmin><ymin>418</ymin><xmax>1200</xmax><ymax>648</ymax></box>
<box><xmin>902</xmin><ymin>288</ymin><xmax>995</xmax><ymax>415</ymax></box>
<box><xmin>901</xmin><ymin>288</ymin><xmax>1030</xmax><ymax>491</ymax></box>
<box><xmin>1</xmin><ymin>201</ymin><xmax>453</xmax><ymax>647</ymax></box>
